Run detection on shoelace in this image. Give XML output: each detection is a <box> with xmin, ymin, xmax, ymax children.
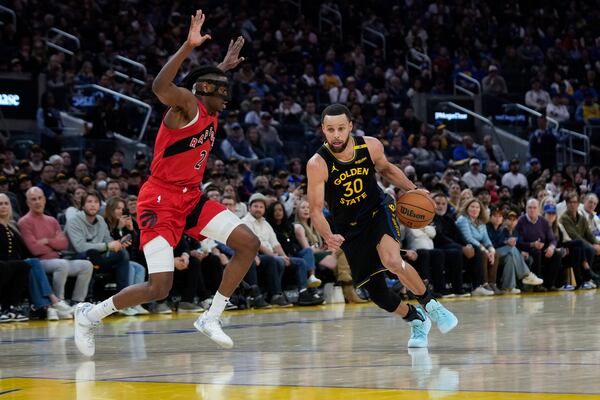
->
<box><xmin>84</xmin><ymin>322</ymin><xmax>99</xmax><ymax>346</ymax></box>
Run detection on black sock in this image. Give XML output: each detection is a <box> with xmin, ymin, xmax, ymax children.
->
<box><xmin>414</xmin><ymin>289</ymin><xmax>434</xmax><ymax>308</ymax></box>
<box><xmin>403</xmin><ymin>304</ymin><xmax>424</xmax><ymax>322</ymax></box>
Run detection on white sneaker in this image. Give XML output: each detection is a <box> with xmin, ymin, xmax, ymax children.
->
<box><xmin>53</xmin><ymin>300</ymin><xmax>73</xmax><ymax>313</ymax></box>
<box><xmin>194</xmin><ymin>312</ymin><xmax>233</xmax><ymax>349</ymax></box>
<box><xmin>522</xmin><ymin>273</ymin><xmax>543</xmax><ymax>286</ymax></box>
<box><xmin>199</xmin><ymin>298</ymin><xmax>213</xmax><ymax>310</ymax></box>
<box><xmin>58</xmin><ymin>310</ymin><xmax>73</xmax><ymax>319</ymax></box>
<box><xmin>581</xmin><ymin>281</ymin><xmax>596</xmax><ymax>290</ymax></box>
<box><xmin>307</xmin><ymin>275</ymin><xmax>322</xmax><ymax>288</ymax></box>
<box><xmin>118</xmin><ymin>307</ymin><xmax>139</xmax><ymax>316</ymax></box>
<box><xmin>472</xmin><ymin>285</ymin><xmax>494</xmax><ymax>296</ymax></box>
<box><xmin>133</xmin><ymin>305</ymin><xmax>150</xmax><ymax>314</ymax></box>
<box><xmin>504</xmin><ymin>288</ymin><xmax>521</xmax><ymax>294</ymax></box>
<box><xmin>74</xmin><ymin>303</ymin><xmax>99</xmax><ymax>357</ymax></box>
<box><xmin>47</xmin><ymin>307</ymin><xmax>59</xmax><ymax>321</ymax></box>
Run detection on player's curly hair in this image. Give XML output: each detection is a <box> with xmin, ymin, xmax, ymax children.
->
<box><xmin>180</xmin><ymin>66</ymin><xmax>226</xmax><ymax>90</ymax></box>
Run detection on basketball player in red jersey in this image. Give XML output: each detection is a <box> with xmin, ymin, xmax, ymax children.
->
<box><xmin>74</xmin><ymin>10</ymin><xmax>260</xmax><ymax>356</ymax></box>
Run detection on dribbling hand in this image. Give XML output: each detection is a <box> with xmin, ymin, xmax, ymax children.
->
<box><xmin>325</xmin><ymin>234</ymin><xmax>345</xmax><ymax>252</ymax></box>
<box><xmin>186</xmin><ymin>10</ymin><xmax>211</xmax><ymax>48</ymax></box>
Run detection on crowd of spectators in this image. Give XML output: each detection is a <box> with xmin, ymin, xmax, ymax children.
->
<box><xmin>1</xmin><ymin>0</ymin><xmax>600</xmax><ymax>322</ymax></box>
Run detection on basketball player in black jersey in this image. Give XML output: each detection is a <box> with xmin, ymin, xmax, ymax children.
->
<box><xmin>307</xmin><ymin>104</ymin><xmax>457</xmax><ymax>348</ymax></box>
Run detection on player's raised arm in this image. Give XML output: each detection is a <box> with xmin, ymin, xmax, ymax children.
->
<box><xmin>306</xmin><ymin>155</ymin><xmax>344</xmax><ymax>252</ymax></box>
<box><xmin>217</xmin><ymin>36</ymin><xmax>246</xmax><ymax>72</ymax></box>
<box><xmin>152</xmin><ymin>9</ymin><xmax>211</xmax><ymax>115</ymax></box>
<box><xmin>365</xmin><ymin>136</ymin><xmax>417</xmax><ymax>192</ymax></box>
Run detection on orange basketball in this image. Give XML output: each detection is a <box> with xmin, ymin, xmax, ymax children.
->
<box><xmin>395</xmin><ymin>190</ymin><xmax>436</xmax><ymax>229</ymax></box>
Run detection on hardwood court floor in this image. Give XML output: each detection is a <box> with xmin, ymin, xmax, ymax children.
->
<box><xmin>2</xmin><ymin>291</ymin><xmax>600</xmax><ymax>399</ymax></box>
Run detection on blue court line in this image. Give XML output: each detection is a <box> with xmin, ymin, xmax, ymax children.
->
<box><xmin>2</xmin><ymin>375</ymin><xmax>598</xmax><ymax>396</ymax></box>
<box><xmin>0</xmin><ymin>389</ymin><xmax>21</xmax><ymax>396</ymax></box>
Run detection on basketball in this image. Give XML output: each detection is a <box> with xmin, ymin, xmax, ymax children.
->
<box><xmin>395</xmin><ymin>190</ymin><xmax>436</xmax><ymax>229</ymax></box>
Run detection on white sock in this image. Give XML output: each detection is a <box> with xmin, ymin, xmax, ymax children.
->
<box><xmin>85</xmin><ymin>297</ymin><xmax>118</xmax><ymax>323</ymax></box>
<box><xmin>206</xmin><ymin>292</ymin><xmax>229</xmax><ymax>318</ymax></box>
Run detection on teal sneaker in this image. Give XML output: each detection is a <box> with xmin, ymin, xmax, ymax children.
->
<box><xmin>425</xmin><ymin>299</ymin><xmax>458</xmax><ymax>334</ymax></box>
<box><xmin>407</xmin><ymin>306</ymin><xmax>431</xmax><ymax>348</ymax></box>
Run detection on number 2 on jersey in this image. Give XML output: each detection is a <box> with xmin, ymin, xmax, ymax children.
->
<box><xmin>195</xmin><ymin>150</ymin><xmax>207</xmax><ymax>170</ymax></box>
<box><xmin>343</xmin><ymin>178</ymin><xmax>363</xmax><ymax>197</ymax></box>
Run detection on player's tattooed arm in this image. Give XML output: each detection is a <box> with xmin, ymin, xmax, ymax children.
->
<box><xmin>364</xmin><ymin>136</ymin><xmax>417</xmax><ymax>192</ymax></box>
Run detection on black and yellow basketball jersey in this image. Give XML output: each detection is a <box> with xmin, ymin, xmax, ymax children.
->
<box><xmin>317</xmin><ymin>136</ymin><xmax>386</xmax><ymax>237</ymax></box>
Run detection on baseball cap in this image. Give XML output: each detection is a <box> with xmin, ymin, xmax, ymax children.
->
<box><xmin>469</xmin><ymin>158</ymin><xmax>481</xmax><ymax>166</ymax></box>
<box><xmin>248</xmin><ymin>193</ymin><xmax>267</xmax><ymax>205</ymax></box>
<box><xmin>251</xmin><ymin>96</ymin><xmax>262</xmax><ymax>102</ymax></box>
<box><xmin>18</xmin><ymin>173</ymin><xmax>31</xmax><ymax>183</ymax></box>
<box><xmin>231</xmin><ymin>122</ymin><xmax>242</xmax><ymax>130</ymax></box>
<box><xmin>129</xmin><ymin>169</ymin><xmax>140</xmax><ymax>177</ymax></box>
<box><xmin>111</xmin><ymin>160</ymin><xmax>122</xmax><ymax>167</ymax></box>
<box><xmin>530</xmin><ymin>158</ymin><xmax>540</xmax><ymax>165</ymax></box>
<box><xmin>543</xmin><ymin>204</ymin><xmax>557</xmax><ymax>213</ymax></box>
<box><xmin>489</xmin><ymin>65</ymin><xmax>498</xmax><ymax>72</ymax></box>
<box><xmin>507</xmin><ymin>210</ymin><xmax>518</xmax><ymax>219</ymax></box>
<box><xmin>0</xmin><ymin>175</ymin><xmax>7</xmax><ymax>185</ymax></box>
<box><xmin>55</xmin><ymin>172</ymin><xmax>67</xmax><ymax>181</ymax></box>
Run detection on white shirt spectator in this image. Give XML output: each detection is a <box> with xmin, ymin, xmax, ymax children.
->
<box><xmin>242</xmin><ymin>213</ymin><xmax>280</xmax><ymax>252</ymax></box>
<box><xmin>244</xmin><ymin>110</ymin><xmax>263</xmax><ymax>126</ymax></box>
<box><xmin>405</xmin><ymin>226</ymin><xmax>436</xmax><ymax>249</ymax></box>
<box><xmin>546</xmin><ymin>102</ymin><xmax>570</xmax><ymax>123</ymax></box>
<box><xmin>545</xmin><ymin>182</ymin><xmax>562</xmax><ymax>202</ymax></box>
<box><xmin>461</xmin><ymin>171</ymin><xmax>486</xmax><ymax>189</ymax></box>
<box><xmin>525</xmin><ymin>88</ymin><xmax>551</xmax><ymax>111</ymax></box>
<box><xmin>501</xmin><ymin>171</ymin><xmax>528</xmax><ymax>189</ymax></box>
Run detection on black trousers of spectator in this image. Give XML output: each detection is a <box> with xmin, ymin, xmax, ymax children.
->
<box><xmin>245</xmin><ymin>255</ymin><xmax>284</xmax><ymax>297</ymax></box>
<box><xmin>198</xmin><ymin>254</ymin><xmax>224</xmax><ymax>300</ymax></box>
<box><xmin>85</xmin><ymin>249</ymin><xmax>130</xmax><ymax>291</ymax></box>
<box><xmin>414</xmin><ymin>249</ymin><xmax>446</xmax><ymax>292</ymax></box>
<box><xmin>173</xmin><ymin>257</ymin><xmax>201</xmax><ymax>303</ymax></box>
<box><xmin>562</xmin><ymin>240</ymin><xmax>586</xmax><ymax>287</ymax></box>
<box><xmin>463</xmin><ymin>246</ymin><xmax>485</xmax><ymax>288</ymax></box>
<box><xmin>436</xmin><ymin>243</ymin><xmax>465</xmax><ymax>292</ymax></box>
<box><xmin>529</xmin><ymin>248</ymin><xmax>562</xmax><ymax>289</ymax></box>
<box><xmin>0</xmin><ymin>261</ymin><xmax>31</xmax><ymax>309</ymax></box>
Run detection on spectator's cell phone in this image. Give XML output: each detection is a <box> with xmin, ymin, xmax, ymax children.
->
<box><xmin>120</xmin><ymin>234</ymin><xmax>132</xmax><ymax>243</ymax></box>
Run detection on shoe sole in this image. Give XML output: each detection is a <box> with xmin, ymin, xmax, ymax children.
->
<box><xmin>307</xmin><ymin>281</ymin><xmax>322</xmax><ymax>289</ymax></box>
<box><xmin>178</xmin><ymin>309</ymin><xmax>204</xmax><ymax>313</ymax></box>
<box><xmin>193</xmin><ymin>320</ymin><xmax>234</xmax><ymax>349</ymax></box>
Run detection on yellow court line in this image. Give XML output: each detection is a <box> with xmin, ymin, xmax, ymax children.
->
<box><xmin>0</xmin><ymin>378</ymin><xmax>598</xmax><ymax>400</ymax></box>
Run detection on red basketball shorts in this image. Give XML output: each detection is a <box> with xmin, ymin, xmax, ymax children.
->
<box><xmin>137</xmin><ymin>177</ymin><xmax>242</xmax><ymax>248</ymax></box>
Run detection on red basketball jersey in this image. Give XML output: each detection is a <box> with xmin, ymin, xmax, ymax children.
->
<box><xmin>150</xmin><ymin>100</ymin><xmax>218</xmax><ymax>187</ymax></box>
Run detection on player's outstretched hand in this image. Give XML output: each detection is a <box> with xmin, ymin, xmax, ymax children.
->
<box><xmin>219</xmin><ymin>36</ymin><xmax>246</xmax><ymax>71</ymax></box>
<box><xmin>187</xmin><ymin>9</ymin><xmax>211</xmax><ymax>48</ymax></box>
<box><xmin>325</xmin><ymin>234</ymin><xmax>345</xmax><ymax>253</ymax></box>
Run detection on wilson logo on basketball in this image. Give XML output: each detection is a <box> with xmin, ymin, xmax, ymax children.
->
<box><xmin>399</xmin><ymin>205</ymin><xmax>425</xmax><ymax>220</ymax></box>
<box><xmin>140</xmin><ymin>210</ymin><xmax>158</xmax><ymax>228</ymax></box>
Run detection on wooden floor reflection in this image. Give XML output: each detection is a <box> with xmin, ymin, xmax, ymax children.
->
<box><xmin>2</xmin><ymin>291</ymin><xmax>600</xmax><ymax>399</ymax></box>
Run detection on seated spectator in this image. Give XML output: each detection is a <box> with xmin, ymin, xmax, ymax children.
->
<box><xmin>52</xmin><ymin>173</ymin><xmax>71</xmax><ymax>214</ymax></box>
<box><xmin>486</xmin><ymin>206</ymin><xmax>543</xmax><ymax>293</ymax></box>
<box><xmin>546</xmin><ymin>94</ymin><xmax>570</xmax><ymax>123</ymax></box>
<box><xmin>65</xmin><ymin>191</ymin><xmax>131</xmax><ymax>294</ymax></box>
<box><xmin>455</xmin><ymin>198</ymin><xmax>496</xmax><ymax>295</ymax></box>
<box><xmin>475</xmin><ymin>135</ymin><xmax>506</xmax><ymax>167</ymax></box>
<box><xmin>545</xmin><ymin>172</ymin><xmax>563</xmax><ymax>203</ymax></box>
<box><xmin>244</xmin><ymin>97</ymin><xmax>265</xmax><ymax>126</ymax></box>
<box><xmin>404</xmin><ymin>224</ymin><xmax>452</xmax><ymax>297</ymax></box>
<box><xmin>461</xmin><ymin>159</ymin><xmax>486</xmax><ymax>189</ymax></box>
<box><xmin>410</xmin><ymin>134</ymin><xmax>435</xmax><ymax>174</ymax></box>
<box><xmin>559</xmin><ymin>193</ymin><xmax>600</xmax><ymax>273</ymax></box>
<box><xmin>581</xmin><ymin>194</ymin><xmax>600</xmax><ymax>242</ymax></box>
<box><xmin>221</xmin><ymin>124</ymin><xmax>274</xmax><ymax>172</ymax></box>
<box><xmin>525</xmin><ymin>78</ymin><xmax>551</xmax><ymax>112</ymax></box>
<box><xmin>329</xmin><ymin>76</ymin><xmax>365</xmax><ymax>104</ymax></box>
<box><xmin>575</xmin><ymin>92</ymin><xmax>600</xmax><ymax>125</ymax></box>
<box><xmin>294</xmin><ymin>200</ymin><xmax>338</xmax><ymax>272</ymax></box>
<box><xmin>545</xmin><ymin>203</ymin><xmax>597</xmax><ymax>290</ymax></box>
<box><xmin>431</xmin><ymin>192</ymin><xmax>471</xmax><ymax>296</ymax></box>
<box><xmin>103</xmin><ymin>197</ymin><xmax>148</xmax><ymax>315</ymax></box>
<box><xmin>266</xmin><ymin>202</ymin><xmax>324</xmax><ymax>305</ymax></box>
<box><xmin>171</xmin><ymin>236</ymin><xmax>213</xmax><ymax>313</ymax></box>
<box><xmin>276</xmin><ymin>96</ymin><xmax>303</xmax><ymax>124</ymax></box>
<box><xmin>318</xmin><ymin>62</ymin><xmax>342</xmax><ymax>91</ymax></box>
<box><xmin>0</xmin><ymin>193</ymin><xmax>73</xmax><ymax>321</ymax></box>
<box><xmin>36</xmin><ymin>92</ymin><xmax>64</xmax><ymax>156</ymax></box>
<box><xmin>18</xmin><ymin>188</ymin><xmax>94</xmax><ymax>308</ymax></box>
<box><xmin>501</xmin><ymin>159</ymin><xmax>528</xmax><ymax>190</ymax></box>
<box><xmin>516</xmin><ymin>199</ymin><xmax>562</xmax><ymax>291</ymax></box>
<box><xmin>452</xmin><ymin>135</ymin><xmax>478</xmax><ymax>167</ymax></box>
<box><xmin>241</xmin><ymin>193</ymin><xmax>295</xmax><ymax>307</ymax></box>
<box><xmin>65</xmin><ymin>185</ymin><xmax>88</xmax><ymax>221</ymax></box>
<box><xmin>529</xmin><ymin>116</ymin><xmax>558</xmax><ymax>170</ymax></box>
<box><xmin>482</xmin><ymin>65</ymin><xmax>508</xmax><ymax>95</ymax></box>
